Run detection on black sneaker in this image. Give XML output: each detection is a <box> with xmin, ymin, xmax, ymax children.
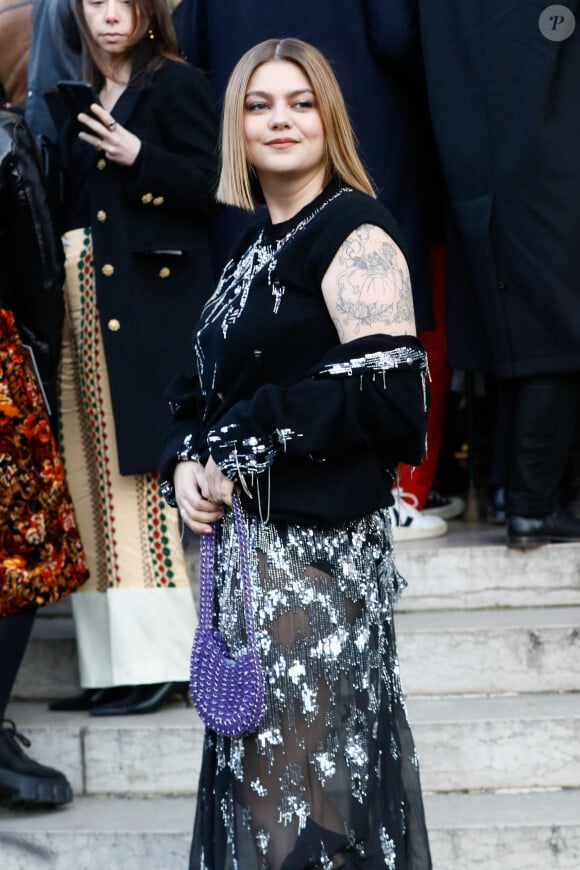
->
<box><xmin>423</xmin><ymin>490</ymin><xmax>465</xmax><ymax>520</ymax></box>
<box><xmin>0</xmin><ymin>719</ymin><xmax>73</xmax><ymax>808</ymax></box>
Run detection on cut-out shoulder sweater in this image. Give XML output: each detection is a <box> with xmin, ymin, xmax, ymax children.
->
<box><xmin>160</xmin><ymin>179</ymin><xmax>428</xmax><ymax>527</ymax></box>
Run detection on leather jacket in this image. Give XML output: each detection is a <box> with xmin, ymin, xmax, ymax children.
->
<box><xmin>0</xmin><ymin>110</ymin><xmax>64</xmax><ymax>412</ymax></box>
<box><xmin>24</xmin><ymin>0</ymin><xmax>82</xmax><ymax>143</ymax></box>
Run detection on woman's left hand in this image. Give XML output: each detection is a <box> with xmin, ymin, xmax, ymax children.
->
<box><xmin>201</xmin><ymin>456</ymin><xmax>236</xmax><ymax>508</ymax></box>
<box><xmin>77</xmin><ymin>103</ymin><xmax>141</xmax><ymax>166</ymax></box>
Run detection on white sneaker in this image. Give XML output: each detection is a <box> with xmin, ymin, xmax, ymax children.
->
<box><xmin>389</xmin><ymin>488</ymin><xmax>448</xmax><ymax>541</ymax></box>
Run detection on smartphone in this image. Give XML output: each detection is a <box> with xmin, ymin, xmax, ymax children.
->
<box><xmin>57</xmin><ymin>80</ymin><xmax>101</xmax><ymax>120</ymax></box>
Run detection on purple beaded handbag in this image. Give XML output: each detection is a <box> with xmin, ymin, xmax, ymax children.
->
<box><xmin>189</xmin><ymin>492</ymin><xmax>266</xmax><ymax>737</ymax></box>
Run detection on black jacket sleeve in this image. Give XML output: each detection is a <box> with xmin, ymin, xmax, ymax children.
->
<box><xmin>159</xmin><ymin>372</ymin><xmax>205</xmax><ymax>505</ymax></box>
<box><xmin>206</xmin><ymin>333</ymin><xmax>427</xmax><ymax>474</ymax></box>
<box><xmin>160</xmin><ymin>334</ymin><xmax>428</xmax><ymax>505</ymax></box>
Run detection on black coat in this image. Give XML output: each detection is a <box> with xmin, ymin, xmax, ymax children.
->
<box><xmin>58</xmin><ymin>61</ymin><xmax>219</xmax><ymax>474</ymax></box>
<box><xmin>419</xmin><ymin>0</ymin><xmax>580</xmax><ymax>377</ymax></box>
<box><xmin>172</xmin><ymin>0</ymin><xmax>437</xmax><ymax>329</ymax></box>
<box><xmin>0</xmin><ymin>110</ymin><xmax>64</xmax><ymax>412</ymax></box>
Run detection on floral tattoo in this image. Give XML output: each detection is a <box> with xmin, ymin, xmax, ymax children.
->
<box><xmin>333</xmin><ymin>224</ymin><xmax>414</xmax><ymax>337</ymax></box>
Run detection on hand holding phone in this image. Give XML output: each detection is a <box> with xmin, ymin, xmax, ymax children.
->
<box><xmin>57</xmin><ymin>80</ymin><xmax>101</xmax><ymax>122</ymax></box>
<box><xmin>57</xmin><ymin>80</ymin><xmax>142</xmax><ymax>167</ymax></box>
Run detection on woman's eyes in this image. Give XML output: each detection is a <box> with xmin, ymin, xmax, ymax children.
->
<box><xmin>245</xmin><ymin>100</ymin><xmax>315</xmax><ymax>112</ymax></box>
<box><xmin>86</xmin><ymin>0</ymin><xmax>134</xmax><ymax>6</ymax></box>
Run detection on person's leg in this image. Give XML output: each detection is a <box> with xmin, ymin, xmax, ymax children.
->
<box><xmin>0</xmin><ymin>608</ymin><xmax>36</xmax><ymax>719</ymax></box>
<box><xmin>398</xmin><ymin>244</ymin><xmax>452</xmax><ymax>509</ymax></box>
<box><xmin>507</xmin><ymin>372</ymin><xmax>580</xmax><ymax>547</ymax></box>
<box><xmin>391</xmin><ymin>245</ymin><xmax>454</xmax><ymax>540</ymax></box>
<box><xmin>0</xmin><ymin>607</ymin><xmax>73</xmax><ymax>808</ymax></box>
<box><xmin>487</xmin><ymin>379</ymin><xmax>515</xmax><ymax>523</ymax></box>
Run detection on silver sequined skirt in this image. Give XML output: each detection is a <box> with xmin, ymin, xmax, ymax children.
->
<box><xmin>191</xmin><ymin>508</ymin><xmax>431</xmax><ymax>870</ymax></box>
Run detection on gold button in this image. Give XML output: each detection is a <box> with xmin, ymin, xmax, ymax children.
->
<box><xmin>152</xmin><ymin>196</ymin><xmax>165</xmax><ymax>206</ymax></box>
<box><xmin>102</xmin><ymin>263</ymin><xmax>114</xmax><ymax>277</ymax></box>
<box><xmin>107</xmin><ymin>318</ymin><xmax>121</xmax><ymax>332</ymax></box>
<box><xmin>96</xmin><ymin>210</ymin><xmax>107</xmax><ymax>222</ymax></box>
<box><xmin>141</xmin><ymin>193</ymin><xmax>153</xmax><ymax>204</ymax></box>
<box><xmin>96</xmin><ymin>158</ymin><xmax>106</xmax><ymax>170</ymax></box>
<box><xmin>159</xmin><ymin>267</ymin><xmax>171</xmax><ymax>279</ymax></box>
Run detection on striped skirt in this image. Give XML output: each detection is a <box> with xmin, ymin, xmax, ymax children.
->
<box><xmin>59</xmin><ymin>227</ymin><xmax>196</xmax><ymax>688</ymax></box>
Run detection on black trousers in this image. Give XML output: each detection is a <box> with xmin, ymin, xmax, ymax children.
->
<box><xmin>0</xmin><ymin>608</ymin><xmax>36</xmax><ymax>720</ymax></box>
<box><xmin>502</xmin><ymin>373</ymin><xmax>580</xmax><ymax>516</ymax></box>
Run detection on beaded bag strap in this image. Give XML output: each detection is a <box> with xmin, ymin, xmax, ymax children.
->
<box><xmin>198</xmin><ymin>492</ymin><xmax>257</xmax><ymax>649</ymax></box>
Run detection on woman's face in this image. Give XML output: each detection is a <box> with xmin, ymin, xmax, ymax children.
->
<box><xmin>81</xmin><ymin>0</ymin><xmax>139</xmax><ymax>59</ymax></box>
<box><xmin>243</xmin><ymin>60</ymin><xmax>326</xmax><ymax>186</ymax></box>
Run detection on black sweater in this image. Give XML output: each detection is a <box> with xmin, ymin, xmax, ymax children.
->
<box><xmin>160</xmin><ymin>180</ymin><xmax>428</xmax><ymax>527</ymax></box>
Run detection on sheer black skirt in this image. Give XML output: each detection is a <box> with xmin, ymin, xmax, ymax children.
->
<box><xmin>190</xmin><ymin>508</ymin><xmax>431</xmax><ymax>869</ymax></box>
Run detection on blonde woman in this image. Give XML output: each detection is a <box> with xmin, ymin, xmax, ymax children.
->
<box><xmin>162</xmin><ymin>38</ymin><xmax>431</xmax><ymax>869</ymax></box>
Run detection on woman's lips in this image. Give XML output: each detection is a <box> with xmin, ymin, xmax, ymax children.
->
<box><xmin>266</xmin><ymin>139</ymin><xmax>299</xmax><ymax>149</ymax></box>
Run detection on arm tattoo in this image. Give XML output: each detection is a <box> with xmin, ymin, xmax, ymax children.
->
<box><xmin>333</xmin><ymin>224</ymin><xmax>414</xmax><ymax>334</ymax></box>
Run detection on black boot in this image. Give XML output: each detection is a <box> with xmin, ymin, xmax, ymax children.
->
<box><xmin>507</xmin><ymin>507</ymin><xmax>580</xmax><ymax>549</ymax></box>
<box><xmin>89</xmin><ymin>682</ymin><xmax>191</xmax><ymax>716</ymax></box>
<box><xmin>49</xmin><ymin>686</ymin><xmax>130</xmax><ymax>712</ymax></box>
<box><xmin>0</xmin><ymin>719</ymin><xmax>73</xmax><ymax>808</ymax></box>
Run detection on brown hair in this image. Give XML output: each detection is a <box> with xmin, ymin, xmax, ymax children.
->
<box><xmin>217</xmin><ymin>37</ymin><xmax>376</xmax><ymax>210</ymax></box>
<box><xmin>73</xmin><ymin>0</ymin><xmax>183</xmax><ymax>89</ymax></box>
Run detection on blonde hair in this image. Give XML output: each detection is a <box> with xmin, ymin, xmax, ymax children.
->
<box><xmin>217</xmin><ymin>38</ymin><xmax>376</xmax><ymax>210</ymax></box>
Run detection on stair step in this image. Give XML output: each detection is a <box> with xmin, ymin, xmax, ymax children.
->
<box><xmin>0</xmin><ymin>790</ymin><xmax>578</xmax><ymax>869</ymax></box>
<box><xmin>395</xmin><ymin>525</ymin><xmax>580</xmax><ymax>611</ymax></box>
<box><xmin>425</xmin><ymin>789</ymin><xmax>580</xmax><ymax>869</ymax></box>
<box><xmin>5</xmin><ymin>703</ymin><xmax>202</xmax><ymax>797</ymax></box>
<box><xmin>186</xmin><ymin>522</ymin><xmax>580</xmax><ymax>611</ymax></box>
<box><xmin>409</xmin><ymin>692</ymin><xmax>580</xmax><ymax>792</ymax></box>
<box><xmin>6</xmin><ymin>693</ymin><xmax>580</xmax><ymax>796</ymax></box>
<box><xmin>396</xmin><ymin>606</ymin><xmax>580</xmax><ymax>694</ymax></box>
<box><xmin>13</xmin><ymin>617</ymin><xmax>79</xmax><ymax>700</ymax></box>
<box><xmin>16</xmin><ymin>606</ymin><xmax>580</xmax><ymax>701</ymax></box>
<box><xmin>0</xmin><ymin>796</ymin><xmax>193</xmax><ymax>870</ymax></box>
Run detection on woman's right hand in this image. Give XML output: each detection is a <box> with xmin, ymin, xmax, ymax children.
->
<box><xmin>77</xmin><ymin>103</ymin><xmax>142</xmax><ymax>166</ymax></box>
<box><xmin>174</xmin><ymin>460</ymin><xmax>224</xmax><ymax>535</ymax></box>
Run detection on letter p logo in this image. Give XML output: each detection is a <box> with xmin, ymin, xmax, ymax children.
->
<box><xmin>539</xmin><ymin>5</ymin><xmax>576</xmax><ymax>41</ymax></box>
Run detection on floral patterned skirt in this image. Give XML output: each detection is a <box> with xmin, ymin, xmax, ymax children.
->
<box><xmin>190</xmin><ymin>508</ymin><xmax>432</xmax><ymax>869</ymax></box>
<box><xmin>0</xmin><ymin>308</ymin><xmax>88</xmax><ymax>615</ymax></box>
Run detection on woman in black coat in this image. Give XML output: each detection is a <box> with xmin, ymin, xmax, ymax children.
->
<box><xmin>51</xmin><ymin>0</ymin><xmax>219</xmax><ymax>715</ymax></box>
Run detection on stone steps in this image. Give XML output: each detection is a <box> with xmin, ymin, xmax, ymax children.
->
<box><xmin>397</xmin><ymin>606</ymin><xmax>580</xmax><ymax>695</ymax></box>
<box><xmin>15</xmin><ymin>605</ymin><xmax>580</xmax><ymax>700</ymax></box>
<box><xmin>6</xmin><ymin>693</ymin><xmax>580</xmax><ymax>796</ymax></box>
<box><xmin>5</xmin><ymin>524</ymin><xmax>580</xmax><ymax>868</ymax></box>
<box><xmin>396</xmin><ymin>524</ymin><xmax>580</xmax><ymax>611</ymax></box>
<box><xmin>1</xmin><ymin>791</ymin><xmax>579</xmax><ymax>870</ymax></box>
<box><xmin>188</xmin><ymin>524</ymin><xmax>580</xmax><ymax>611</ymax></box>
<box><xmin>425</xmin><ymin>789</ymin><xmax>580</xmax><ymax>869</ymax></box>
